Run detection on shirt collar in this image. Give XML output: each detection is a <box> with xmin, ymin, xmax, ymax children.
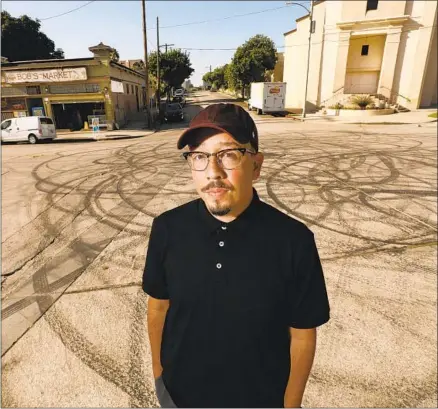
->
<box><xmin>198</xmin><ymin>188</ymin><xmax>260</xmax><ymax>235</ymax></box>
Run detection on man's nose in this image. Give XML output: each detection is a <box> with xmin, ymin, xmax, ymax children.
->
<box><xmin>205</xmin><ymin>155</ymin><xmax>225</xmax><ymax>179</ymax></box>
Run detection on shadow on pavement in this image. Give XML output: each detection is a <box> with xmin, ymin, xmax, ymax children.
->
<box><xmin>194</xmin><ymin>97</ymin><xmax>244</xmax><ymax>105</ymax></box>
<box><xmin>51</xmin><ymin>139</ymin><xmax>96</xmax><ymax>144</ymax></box>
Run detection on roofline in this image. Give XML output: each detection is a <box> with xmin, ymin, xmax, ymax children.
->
<box><xmin>296</xmin><ymin>13</ymin><xmax>310</xmax><ymax>23</ymax></box>
<box><xmin>284</xmin><ymin>28</ymin><xmax>297</xmax><ymax>36</ymax></box>
<box><xmin>110</xmin><ymin>60</ymin><xmax>145</xmax><ymax>78</ymax></box>
<box><xmin>295</xmin><ymin>0</ymin><xmax>325</xmax><ymax>24</ymax></box>
<box><xmin>1</xmin><ymin>58</ymin><xmax>145</xmax><ymax>79</ymax></box>
<box><xmin>1</xmin><ymin>57</ymin><xmax>95</xmax><ymax>66</ymax></box>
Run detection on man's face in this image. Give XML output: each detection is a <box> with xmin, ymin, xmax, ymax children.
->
<box><xmin>188</xmin><ymin>132</ymin><xmax>264</xmax><ymax>219</ymax></box>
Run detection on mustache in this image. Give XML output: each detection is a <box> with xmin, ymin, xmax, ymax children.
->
<box><xmin>201</xmin><ymin>182</ymin><xmax>232</xmax><ymax>192</ymax></box>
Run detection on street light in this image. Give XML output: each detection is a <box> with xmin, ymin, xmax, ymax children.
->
<box><xmin>286</xmin><ymin>1</ymin><xmax>314</xmax><ymax>119</ymax></box>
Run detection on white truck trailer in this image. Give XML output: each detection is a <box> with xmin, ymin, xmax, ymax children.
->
<box><xmin>248</xmin><ymin>82</ymin><xmax>287</xmax><ymax>115</ymax></box>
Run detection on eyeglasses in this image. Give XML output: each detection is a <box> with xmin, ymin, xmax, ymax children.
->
<box><xmin>182</xmin><ymin>148</ymin><xmax>256</xmax><ymax>171</ymax></box>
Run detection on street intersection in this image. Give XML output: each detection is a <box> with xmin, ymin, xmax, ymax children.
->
<box><xmin>1</xmin><ymin>92</ymin><xmax>437</xmax><ymax>408</ymax></box>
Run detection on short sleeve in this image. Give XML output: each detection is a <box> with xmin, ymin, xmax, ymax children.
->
<box><xmin>286</xmin><ymin>230</ymin><xmax>330</xmax><ymax>329</ymax></box>
<box><xmin>142</xmin><ymin>216</ymin><xmax>169</xmax><ymax>299</ymax></box>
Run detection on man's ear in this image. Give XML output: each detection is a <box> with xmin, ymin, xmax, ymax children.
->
<box><xmin>252</xmin><ymin>152</ymin><xmax>264</xmax><ymax>180</ymax></box>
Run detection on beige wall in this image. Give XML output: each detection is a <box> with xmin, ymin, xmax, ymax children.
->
<box><xmin>283</xmin><ymin>0</ymin><xmax>437</xmax><ymax>110</ymax></box>
<box><xmin>283</xmin><ymin>0</ymin><xmax>326</xmax><ymax>110</ymax></box>
<box><xmin>346</xmin><ymin>35</ymin><xmax>385</xmax><ymax>72</ymax></box>
<box><xmin>320</xmin><ymin>1</ymin><xmax>342</xmax><ymax>105</ymax></box>
<box><xmin>342</xmin><ymin>0</ymin><xmax>407</xmax><ymax>22</ymax></box>
<box><xmin>345</xmin><ymin>34</ymin><xmax>386</xmax><ymax>94</ymax></box>
<box><xmin>420</xmin><ymin>23</ymin><xmax>437</xmax><ymax>107</ymax></box>
<box><xmin>283</xmin><ymin>25</ymin><xmax>307</xmax><ymax>109</ymax></box>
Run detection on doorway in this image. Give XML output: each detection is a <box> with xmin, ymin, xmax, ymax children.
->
<box><xmin>51</xmin><ymin>102</ymin><xmax>105</xmax><ymax>131</ymax></box>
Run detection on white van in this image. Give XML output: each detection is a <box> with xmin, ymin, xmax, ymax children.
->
<box><xmin>1</xmin><ymin>116</ymin><xmax>56</xmax><ymax>144</ymax></box>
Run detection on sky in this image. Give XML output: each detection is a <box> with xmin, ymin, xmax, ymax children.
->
<box><xmin>3</xmin><ymin>1</ymin><xmax>310</xmax><ymax>86</ymax></box>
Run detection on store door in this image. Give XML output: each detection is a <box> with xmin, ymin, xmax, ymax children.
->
<box><xmin>52</xmin><ymin>102</ymin><xmax>105</xmax><ymax>131</ymax></box>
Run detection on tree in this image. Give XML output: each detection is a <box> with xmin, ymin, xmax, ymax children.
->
<box><xmin>132</xmin><ymin>60</ymin><xmax>145</xmax><ymax>71</ymax></box>
<box><xmin>231</xmin><ymin>34</ymin><xmax>277</xmax><ymax>98</ymax></box>
<box><xmin>148</xmin><ymin>49</ymin><xmax>194</xmax><ymax>98</ymax></box>
<box><xmin>1</xmin><ymin>11</ymin><xmax>64</xmax><ymax>61</ymax></box>
<box><xmin>202</xmin><ymin>71</ymin><xmax>213</xmax><ymax>85</ymax></box>
<box><xmin>110</xmin><ymin>48</ymin><xmax>120</xmax><ymax>62</ymax></box>
<box><xmin>202</xmin><ymin>65</ymin><xmax>228</xmax><ymax>89</ymax></box>
<box><xmin>224</xmin><ymin>63</ymin><xmax>240</xmax><ymax>92</ymax></box>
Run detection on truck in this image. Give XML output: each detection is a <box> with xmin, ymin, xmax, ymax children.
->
<box><xmin>247</xmin><ymin>82</ymin><xmax>287</xmax><ymax>115</ymax></box>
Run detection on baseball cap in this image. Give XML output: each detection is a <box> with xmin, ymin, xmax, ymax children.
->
<box><xmin>177</xmin><ymin>103</ymin><xmax>259</xmax><ymax>152</ymax></box>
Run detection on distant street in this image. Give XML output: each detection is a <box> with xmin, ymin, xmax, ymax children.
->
<box><xmin>2</xmin><ymin>91</ymin><xmax>437</xmax><ymax>408</ymax></box>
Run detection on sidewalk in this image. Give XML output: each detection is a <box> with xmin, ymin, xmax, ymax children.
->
<box><xmin>216</xmin><ymin>90</ymin><xmax>437</xmax><ymax>126</ymax></box>
<box><xmin>299</xmin><ymin>109</ymin><xmax>438</xmax><ymax>125</ymax></box>
<box><xmin>55</xmin><ymin>127</ymin><xmax>155</xmax><ymax>142</ymax></box>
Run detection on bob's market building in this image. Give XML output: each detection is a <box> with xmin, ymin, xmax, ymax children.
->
<box><xmin>1</xmin><ymin>43</ymin><xmax>155</xmax><ymax>131</ymax></box>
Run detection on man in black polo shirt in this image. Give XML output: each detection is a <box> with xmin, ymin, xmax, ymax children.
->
<box><xmin>143</xmin><ymin>103</ymin><xmax>330</xmax><ymax>408</ymax></box>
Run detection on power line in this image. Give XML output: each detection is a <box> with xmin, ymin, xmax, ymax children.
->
<box><xmin>39</xmin><ymin>1</ymin><xmax>95</xmax><ymax>21</ymax></box>
<box><xmin>178</xmin><ymin>24</ymin><xmax>437</xmax><ymax>52</ymax></box>
<box><xmin>147</xmin><ymin>5</ymin><xmax>292</xmax><ymax>31</ymax></box>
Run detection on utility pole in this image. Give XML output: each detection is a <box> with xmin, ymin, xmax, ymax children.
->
<box><xmin>141</xmin><ymin>0</ymin><xmax>151</xmax><ymax>128</ymax></box>
<box><xmin>156</xmin><ymin>16</ymin><xmax>161</xmax><ymax>117</ymax></box>
<box><xmin>161</xmin><ymin>43</ymin><xmax>174</xmax><ymax>53</ymax></box>
<box><xmin>285</xmin><ymin>1</ymin><xmax>314</xmax><ymax>119</ymax></box>
<box><xmin>302</xmin><ymin>0</ymin><xmax>314</xmax><ymax>119</ymax></box>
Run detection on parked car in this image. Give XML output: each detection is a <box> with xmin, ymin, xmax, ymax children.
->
<box><xmin>163</xmin><ymin>103</ymin><xmax>184</xmax><ymax>122</ymax></box>
<box><xmin>210</xmin><ymin>87</ymin><xmax>217</xmax><ymax>92</ymax></box>
<box><xmin>173</xmin><ymin>88</ymin><xmax>184</xmax><ymax>97</ymax></box>
<box><xmin>0</xmin><ymin>116</ymin><xmax>56</xmax><ymax>144</ymax></box>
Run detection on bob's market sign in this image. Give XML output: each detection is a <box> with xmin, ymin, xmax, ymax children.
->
<box><xmin>3</xmin><ymin>67</ymin><xmax>87</xmax><ymax>84</ymax></box>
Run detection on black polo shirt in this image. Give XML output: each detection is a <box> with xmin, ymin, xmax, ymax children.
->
<box><xmin>143</xmin><ymin>189</ymin><xmax>330</xmax><ymax>408</ymax></box>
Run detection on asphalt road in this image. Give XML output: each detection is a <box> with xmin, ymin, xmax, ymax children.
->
<box><xmin>1</xmin><ymin>91</ymin><xmax>437</xmax><ymax>408</ymax></box>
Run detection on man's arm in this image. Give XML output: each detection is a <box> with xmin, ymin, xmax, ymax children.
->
<box><xmin>284</xmin><ymin>327</ymin><xmax>317</xmax><ymax>408</ymax></box>
<box><xmin>147</xmin><ymin>296</ymin><xmax>170</xmax><ymax>379</ymax></box>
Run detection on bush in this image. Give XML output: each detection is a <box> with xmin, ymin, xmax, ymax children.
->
<box><xmin>350</xmin><ymin>95</ymin><xmax>374</xmax><ymax>110</ymax></box>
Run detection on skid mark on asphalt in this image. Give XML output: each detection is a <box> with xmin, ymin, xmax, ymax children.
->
<box><xmin>2</xmin><ymin>124</ymin><xmax>436</xmax><ymax>407</ymax></box>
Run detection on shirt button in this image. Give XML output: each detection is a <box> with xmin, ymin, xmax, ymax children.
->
<box><xmin>216</xmin><ymin>263</ymin><xmax>222</xmax><ymax>269</ymax></box>
<box><xmin>219</xmin><ymin>241</ymin><xmax>225</xmax><ymax>247</ymax></box>
<box><xmin>221</xmin><ymin>226</ymin><xmax>227</xmax><ymax>230</ymax></box>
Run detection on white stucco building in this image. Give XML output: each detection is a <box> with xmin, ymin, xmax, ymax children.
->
<box><xmin>283</xmin><ymin>0</ymin><xmax>437</xmax><ymax>111</ymax></box>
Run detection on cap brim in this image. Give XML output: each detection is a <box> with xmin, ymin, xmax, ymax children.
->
<box><xmin>177</xmin><ymin>124</ymin><xmax>241</xmax><ymax>150</ymax></box>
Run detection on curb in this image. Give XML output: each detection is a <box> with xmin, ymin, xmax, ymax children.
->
<box><xmin>54</xmin><ymin>131</ymin><xmax>156</xmax><ymax>143</ymax></box>
<box><xmin>345</xmin><ymin>119</ymin><xmax>438</xmax><ymax>126</ymax></box>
